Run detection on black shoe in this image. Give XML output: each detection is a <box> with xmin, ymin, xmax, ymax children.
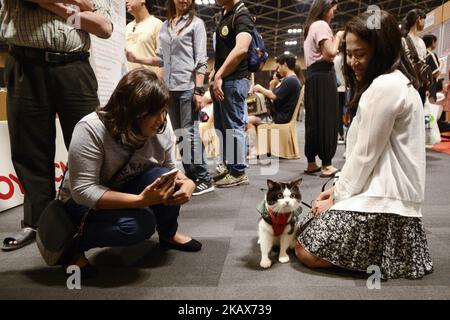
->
<box><xmin>193</xmin><ymin>180</ymin><xmax>214</xmax><ymax>196</ymax></box>
<box><xmin>160</xmin><ymin>238</ymin><xmax>202</xmax><ymax>252</ymax></box>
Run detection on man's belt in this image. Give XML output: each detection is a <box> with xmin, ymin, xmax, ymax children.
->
<box><xmin>9</xmin><ymin>45</ymin><xmax>90</xmax><ymax>64</ymax></box>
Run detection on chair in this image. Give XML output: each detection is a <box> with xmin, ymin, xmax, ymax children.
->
<box><xmin>256</xmin><ymin>88</ymin><xmax>303</xmax><ymax>159</ymax></box>
<box><xmin>199</xmin><ymin>103</ymin><xmax>220</xmax><ymax>159</ymax></box>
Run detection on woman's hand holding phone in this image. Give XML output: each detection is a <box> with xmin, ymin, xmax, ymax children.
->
<box><xmin>139</xmin><ymin>177</ymin><xmax>176</xmax><ymax>207</ymax></box>
<box><xmin>166</xmin><ymin>178</ymin><xmax>195</xmax><ymax>206</ymax></box>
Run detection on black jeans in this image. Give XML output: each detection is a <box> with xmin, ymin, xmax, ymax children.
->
<box><xmin>5</xmin><ymin>52</ymin><xmax>99</xmax><ymax>227</ymax></box>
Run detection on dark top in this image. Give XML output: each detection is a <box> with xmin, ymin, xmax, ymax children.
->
<box><xmin>214</xmin><ymin>1</ymin><xmax>254</xmax><ymax>81</ymax></box>
<box><xmin>425</xmin><ymin>51</ymin><xmax>440</xmax><ymax>74</ymax></box>
<box><xmin>271</xmin><ymin>75</ymin><xmax>301</xmax><ymax>124</ymax></box>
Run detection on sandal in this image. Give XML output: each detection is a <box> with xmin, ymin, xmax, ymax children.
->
<box><xmin>303</xmin><ymin>167</ymin><xmax>321</xmax><ymax>174</ymax></box>
<box><xmin>320</xmin><ymin>169</ymin><xmax>339</xmax><ymax>178</ymax></box>
<box><xmin>2</xmin><ymin>227</ymin><xmax>36</xmax><ymax>251</ymax></box>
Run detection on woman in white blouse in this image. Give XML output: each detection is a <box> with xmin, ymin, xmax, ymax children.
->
<box><xmin>295</xmin><ymin>11</ymin><xmax>433</xmax><ymax>280</ymax></box>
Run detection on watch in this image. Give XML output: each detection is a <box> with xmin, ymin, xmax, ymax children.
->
<box><xmin>194</xmin><ymin>86</ymin><xmax>205</xmax><ymax>96</ymax></box>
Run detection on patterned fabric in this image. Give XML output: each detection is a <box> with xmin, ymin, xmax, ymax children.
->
<box><xmin>297</xmin><ymin>209</ymin><xmax>433</xmax><ymax>280</ymax></box>
<box><xmin>0</xmin><ymin>0</ymin><xmax>111</xmax><ymax>52</ymax></box>
<box><xmin>257</xmin><ymin>200</ymin><xmax>302</xmax><ymax>236</ymax></box>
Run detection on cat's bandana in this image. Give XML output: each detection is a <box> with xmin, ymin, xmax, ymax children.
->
<box><xmin>257</xmin><ymin>200</ymin><xmax>302</xmax><ymax>236</ymax></box>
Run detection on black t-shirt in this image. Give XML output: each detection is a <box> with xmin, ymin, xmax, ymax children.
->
<box><xmin>214</xmin><ymin>1</ymin><xmax>254</xmax><ymax>81</ymax></box>
<box><xmin>272</xmin><ymin>75</ymin><xmax>301</xmax><ymax>124</ymax></box>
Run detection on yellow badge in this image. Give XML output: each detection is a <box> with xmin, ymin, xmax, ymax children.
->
<box><xmin>221</xmin><ymin>26</ymin><xmax>229</xmax><ymax>37</ymax></box>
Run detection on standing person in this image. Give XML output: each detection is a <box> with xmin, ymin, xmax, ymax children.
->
<box><xmin>401</xmin><ymin>8</ymin><xmax>428</xmax><ymax>104</ymax></box>
<box><xmin>0</xmin><ymin>0</ymin><xmax>112</xmax><ymax>251</ymax></box>
<box><xmin>211</xmin><ymin>0</ymin><xmax>253</xmax><ymax>188</ymax></box>
<box><xmin>296</xmin><ymin>11</ymin><xmax>433</xmax><ymax>280</ymax></box>
<box><xmin>303</xmin><ymin>0</ymin><xmax>343</xmax><ymax>178</ymax></box>
<box><xmin>62</xmin><ymin>69</ymin><xmax>201</xmax><ymax>277</ymax></box>
<box><xmin>126</xmin><ymin>0</ymin><xmax>213</xmax><ymax>196</ymax></box>
<box><xmin>125</xmin><ymin>0</ymin><xmax>162</xmax><ymax>75</ymax></box>
<box><xmin>422</xmin><ymin>34</ymin><xmax>442</xmax><ymax>103</ymax></box>
<box><xmin>334</xmin><ymin>49</ymin><xmax>346</xmax><ymax>144</ymax></box>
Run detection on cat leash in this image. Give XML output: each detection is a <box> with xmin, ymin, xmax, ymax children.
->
<box><xmin>299</xmin><ymin>174</ymin><xmax>337</xmax><ymax>232</ymax></box>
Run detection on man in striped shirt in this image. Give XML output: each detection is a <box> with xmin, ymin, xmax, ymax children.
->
<box><xmin>0</xmin><ymin>0</ymin><xmax>112</xmax><ymax>251</ymax></box>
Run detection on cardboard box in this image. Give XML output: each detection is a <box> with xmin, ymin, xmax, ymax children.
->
<box><xmin>424</xmin><ymin>5</ymin><xmax>443</xmax><ymax>31</ymax></box>
<box><xmin>0</xmin><ymin>90</ymin><xmax>6</xmax><ymax>121</ymax></box>
<box><xmin>444</xmin><ymin>0</ymin><xmax>450</xmax><ymax>22</ymax></box>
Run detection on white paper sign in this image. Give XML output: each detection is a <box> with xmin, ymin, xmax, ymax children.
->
<box><xmin>89</xmin><ymin>0</ymin><xmax>127</xmax><ymax>107</ymax></box>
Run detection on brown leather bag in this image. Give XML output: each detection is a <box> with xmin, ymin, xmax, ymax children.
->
<box><xmin>404</xmin><ymin>36</ymin><xmax>433</xmax><ymax>91</ymax></box>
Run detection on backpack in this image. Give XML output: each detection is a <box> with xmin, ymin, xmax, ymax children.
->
<box><xmin>404</xmin><ymin>36</ymin><xmax>433</xmax><ymax>91</ymax></box>
<box><xmin>232</xmin><ymin>4</ymin><xmax>268</xmax><ymax>72</ymax></box>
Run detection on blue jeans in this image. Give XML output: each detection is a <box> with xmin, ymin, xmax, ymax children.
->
<box><xmin>168</xmin><ymin>90</ymin><xmax>211</xmax><ymax>183</ymax></box>
<box><xmin>65</xmin><ymin>167</ymin><xmax>180</xmax><ymax>252</ymax></box>
<box><xmin>213</xmin><ymin>78</ymin><xmax>250</xmax><ymax>176</ymax></box>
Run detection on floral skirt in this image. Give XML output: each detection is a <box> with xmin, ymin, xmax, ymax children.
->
<box><xmin>297</xmin><ymin>210</ymin><xmax>434</xmax><ymax>279</ymax></box>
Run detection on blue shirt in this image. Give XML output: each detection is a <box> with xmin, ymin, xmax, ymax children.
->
<box><xmin>156</xmin><ymin>14</ymin><xmax>208</xmax><ymax>91</ymax></box>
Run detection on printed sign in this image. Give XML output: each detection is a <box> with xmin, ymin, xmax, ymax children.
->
<box><xmin>89</xmin><ymin>0</ymin><xmax>127</xmax><ymax>107</ymax></box>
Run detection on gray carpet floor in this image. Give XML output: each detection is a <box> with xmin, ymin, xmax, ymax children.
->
<box><xmin>1</xmin><ymin>122</ymin><xmax>449</xmax><ymax>300</ymax></box>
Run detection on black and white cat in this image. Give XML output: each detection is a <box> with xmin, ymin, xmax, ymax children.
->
<box><xmin>257</xmin><ymin>178</ymin><xmax>302</xmax><ymax>269</ymax></box>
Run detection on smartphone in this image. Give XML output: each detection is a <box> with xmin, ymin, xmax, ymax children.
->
<box><xmin>158</xmin><ymin>168</ymin><xmax>179</xmax><ymax>187</ymax></box>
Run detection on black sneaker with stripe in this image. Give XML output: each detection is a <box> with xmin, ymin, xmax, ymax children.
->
<box><xmin>193</xmin><ymin>180</ymin><xmax>214</xmax><ymax>196</ymax></box>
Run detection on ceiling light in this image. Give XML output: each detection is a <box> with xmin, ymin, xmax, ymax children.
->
<box><xmin>288</xmin><ymin>28</ymin><xmax>302</xmax><ymax>34</ymax></box>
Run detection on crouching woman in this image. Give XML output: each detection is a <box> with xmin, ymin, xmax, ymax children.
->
<box><xmin>61</xmin><ymin>68</ymin><xmax>201</xmax><ymax>277</ymax></box>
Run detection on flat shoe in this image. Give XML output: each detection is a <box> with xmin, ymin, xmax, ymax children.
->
<box><xmin>160</xmin><ymin>238</ymin><xmax>202</xmax><ymax>252</ymax></box>
<box><xmin>320</xmin><ymin>169</ymin><xmax>339</xmax><ymax>178</ymax></box>
<box><xmin>303</xmin><ymin>168</ymin><xmax>321</xmax><ymax>174</ymax></box>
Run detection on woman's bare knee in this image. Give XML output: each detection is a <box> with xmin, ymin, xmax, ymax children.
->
<box><xmin>295</xmin><ymin>242</ymin><xmax>332</xmax><ymax>269</ymax></box>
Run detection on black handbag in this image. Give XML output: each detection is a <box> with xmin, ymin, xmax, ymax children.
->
<box><xmin>36</xmin><ymin>170</ymin><xmax>89</xmax><ymax>266</ymax></box>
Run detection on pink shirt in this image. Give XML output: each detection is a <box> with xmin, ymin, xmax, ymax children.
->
<box><xmin>304</xmin><ymin>20</ymin><xmax>334</xmax><ymax>67</ymax></box>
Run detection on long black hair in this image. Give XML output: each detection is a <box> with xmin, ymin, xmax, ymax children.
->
<box><xmin>304</xmin><ymin>0</ymin><xmax>338</xmax><ymax>38</ymax></box>
<box><xmin>343</xmin><ymin>11</ymin><xmax>419</xmax><ymax>110</ymax></box>
<box><xmin>97</xmin><ymin>68</ymin><xmax>171</xmax><ymax>150</ymax></box>
<box><xmin>401</xmin><ymin>8</ymin><xmax>426</xmax><ymax>36</ymax></box>
<box><xmin>166</xmin><ymin>0</ymin><xmax>196</xmax><ymax>35</ymax></box>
